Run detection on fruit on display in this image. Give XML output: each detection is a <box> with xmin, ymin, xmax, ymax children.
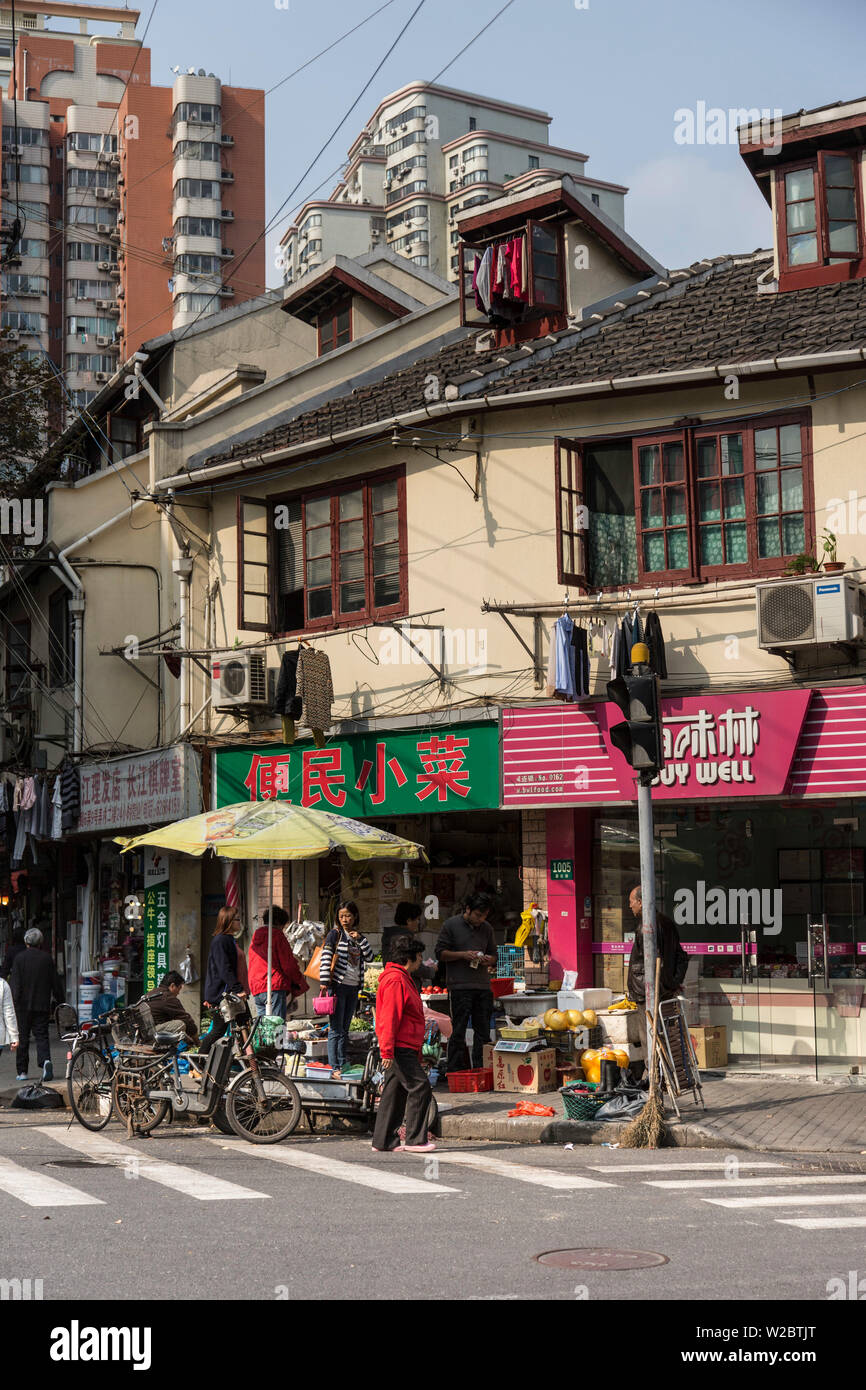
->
<box><xmin>545</xmin><ymin>1009</ymin><xmax>569</xmax><ymax>1032</ymax></box>
<box><xmin>582</xmin><ymin>1008</ymin><xmax>598</xmax><ymax>1027</ymax></box>
<box><xmin>566</xmin><ymin>1009</ymin><xmax>584</xmax><ymax>1028</ymax></box>
<box><xmin>613</xmin><ymin>1048</ymin><xmax>630</xmax><ymax>1069</ymax></box>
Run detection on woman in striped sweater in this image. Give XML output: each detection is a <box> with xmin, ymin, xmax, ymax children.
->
<box><xmin>320</xmin><ymin>901</ymin><xmax>373</xmax><ymax>1078</ymax></box>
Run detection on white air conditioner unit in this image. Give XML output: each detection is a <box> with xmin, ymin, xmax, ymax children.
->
<box><xmin>211</xmin><ymin>651</ymin><xmax>268</xmax><ymax>709</ymax></box>
<box><xmin>756</xmin><ymin>576</ymin><xmax>865</xmax><ymax>650</ymax></box>
<box><xmin>95</xmin><ymin>371</ymin><xmax>110</xmax><ymax>382</ymax></box>
<box><xmin>5</xmin><ymin>330</ymin><xmax>18</xmax><ymax>341</ymax></box>
<box><xmin>97</xmin><ymin>222</ymin><xmax>112</xmax><ymax>234</ymax></box>
<box><xmin>97</xmin><ymin>260</ymin><xmax>112</xmax><ymax>271</ymax></box>
<box><xmin>96</xmin><ymin>335</ymin><xmax>111</xmax><ymax>346</ymax></box>
<box><xmin>95</xmin><ymin>187</ymin><xmax>109</xmax><ymax>199</ymax></box>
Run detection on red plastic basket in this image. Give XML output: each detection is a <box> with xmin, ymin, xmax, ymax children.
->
<box><xmin>447</xmin><ymin>1068</ymin><xmax>494</xmax><ymax>1093</ymax></box>
<box><xmin>490</xmin><ymin>978</ymin><xmax>515</xmax><ymax>999</ymax></box>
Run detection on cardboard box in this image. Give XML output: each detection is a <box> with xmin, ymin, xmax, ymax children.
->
<box><xmin>558</xmin><ymin>989</ymin><xmax>612</xmax><ymax>1012</ymax></box>
<box><xmin>493</xmin><ymin>1046</ymin><xmax>557</xmax><ymax>1094</ymax></box>
<box><xmin>689</xmin><ymin>1025</ymin><xmax>727</xmax><ymax>1069</ymax></box>
<box><xmin>482</xmin><ymin>1043</ymin><xmax>494</xmax><ymax>1070</ymax></box>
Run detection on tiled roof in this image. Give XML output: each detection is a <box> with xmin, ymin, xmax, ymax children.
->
<box><xmin>202</xmin><ymin>252</ymin><xmax>866</xmax><ymax>468</ymax></box>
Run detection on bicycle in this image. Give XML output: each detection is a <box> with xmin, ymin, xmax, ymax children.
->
<box><xmin>108</xmin><ymin>994</ymin><xmax>302</xmax><ymax>1143</ymax></box>
<box><xmin>57</xmin><ymin>1002</ymin><xmax>117</xmax><ymax>1132</ymax></box>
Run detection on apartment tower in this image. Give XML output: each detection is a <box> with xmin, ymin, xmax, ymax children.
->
<box><xmin>0</xmin><ymin>0</ymin><xmax>264</xmax><ymax>418</ymax></box>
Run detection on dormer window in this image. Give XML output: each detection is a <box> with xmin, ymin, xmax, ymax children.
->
<box><xmin>776</xmin><ymin>152</ymin><xmax>863</xmax><ymax>288</ymax></box>
<box><xmin>317</xmin><ymin>297</ymin><xmax>351</xmax><ymax>355</ymax></box>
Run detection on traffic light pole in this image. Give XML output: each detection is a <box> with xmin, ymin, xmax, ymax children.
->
<box><xmin>637</xmin><ymin>770</ymin><xmax>658</xmax><ymax>1084</ymax></box>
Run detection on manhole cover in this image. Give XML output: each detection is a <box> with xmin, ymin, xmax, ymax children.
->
<box><xmin>44</xmin><ymin>1160</ymin><xmax>103</xmax><ymax>1169</ymax></box>
<box><xmin>535</xmin><ymin>1248</ymin><xmax>669</xmax><ymax>1271</ymax></box>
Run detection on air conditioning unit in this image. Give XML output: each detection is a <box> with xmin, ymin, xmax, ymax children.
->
<box><xmin>211</xmin><ymin>651</ymin><xmax>268</xmax><ymax>709</ymax></box>
<box><xmin>96</xmin><ymin>222</ymin><xmax>112</xmax><ymax>234</ymax></box>
<box><xmin>756</xmin><ymin>576</ymin><xmax>865</xmax><ymax>650</ymax></box>
<box><xmin>5</xmin><ymin>330</ymin><xmax>18</xmax><ymax>341</ymax></box>
<box><xmin>96</xmin><ymin>335</ymin><xmax>111</xmax><ymax>346</ymax></box>
<box><xmin>95</xmin><ymin>371</ymin><xmax>110</xmax><ymax>382</ymax></box>
<box><xmin>97</xmin><ymin>260</ymin><xmax>113</xmax><ymax>271</ymax></box>
<box><xmin>221</xmin><ymin>209</ymin><xmax>234</xmax><ymax>220</ymax></box>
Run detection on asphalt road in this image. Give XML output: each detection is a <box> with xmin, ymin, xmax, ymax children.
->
<box><xmin>1</xmin><ymin>1113</ymin><xmax>865</xmax><ymax>1304</ymax></box>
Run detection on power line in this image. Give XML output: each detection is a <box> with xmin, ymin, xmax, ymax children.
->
<box><xmin>428</xmin><ymin>0</ymin><xmax>520</xmax><ymax>84</ymax></box>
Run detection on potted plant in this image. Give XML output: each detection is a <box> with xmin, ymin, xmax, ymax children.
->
<box><xmin>821</xmin><ymin>529</ymin><xmax>845</xmax><ymax>572</ymax></box>
<box><xmin>784</xmin><ymin>552</ymin><xmax>819</xmax><ymax>576</ymax></box>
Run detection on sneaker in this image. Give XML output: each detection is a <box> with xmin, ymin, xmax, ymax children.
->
<box><xmin>403</xmin><ymin>1140</ymin><xmax>436</xmax><ymax>1153</ymax></box>
<box><xmin>15</xmin><ymin>1073</ymin><xmax>28</xmax><ymax>1082</ymax></box>
<box><xmin>42</xmin><ymin>1061</ymin><xmax>54</xmax><ymax>1083</ymax></box>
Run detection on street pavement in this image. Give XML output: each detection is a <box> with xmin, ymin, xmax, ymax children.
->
<box><xmin>1</xmin><ymin>1116</ymin><xmax>866</xmax><ymax>1301</ymax></box>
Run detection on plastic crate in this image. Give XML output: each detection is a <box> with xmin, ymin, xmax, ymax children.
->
<box><xmin>498</xmin><ymin>1025</ymin><xmax>542</xmax><ymax>1041</ymax></box>
<box><xmin>447</xmin><ymin>1068</ymin><xmax>493</xmax><ymax>1093</ymax></box>
<box><xmin>497</xmin><ymin>946</ymin><xmax>525</xmax><ymax>979</ymax></box>
<box><xmin>560</xmin><ymin>1081</ymin><xmax>603</xmax><ymax>1121</ymax></box>
<box><xmin>543</xmin><ymin>1026</ymin><xmax>603</xmax><ymax>1051</ymax></box>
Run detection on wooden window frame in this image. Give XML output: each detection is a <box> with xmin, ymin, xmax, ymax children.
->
<box><xmin>775</xmin><ymin>151</ymin><xmax>866</xmax><ymax>290</ymax></box>
<box><xmin>316</xmin><ymin>297</ymin><xmax>353</xmax><ymax>356</ymax></box>
<box><xmin>5</xmin><ymin>617</ymin><xmax>31</xmax><ymax>709</ymax></box>
<box><xmin>554</xmin><ymin>438</ymin><xmax>587</xmax><ymax>586</ymax></box>
<box><xmin>237</xmin><ymin>466</ymin><xmax>408</xmax><ymax>637</ymax></box>
<box><xmin>236</xmin><ymin>496</ymin><xmax>273</xmax><ymax>633</ymax></box>
<box><xmin>554</xmin><ymin>409</ymin><xmax>814</xmax><ymax>591</ymax></box>
<box><xmin>48</xmin><ymin>587</ymin><xmax>72</xmax><ymax>688</ymax></box>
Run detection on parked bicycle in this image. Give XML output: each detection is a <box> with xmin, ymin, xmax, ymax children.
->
<box><xmin>57</xmin><ymin>1002</ymin><xmax>117</xmax><ymax>1132</ymax></box>
<box><xmin>108</xmin><ymin>993</ymin><xmax>302</xmax><ymax>1143</ymax></box>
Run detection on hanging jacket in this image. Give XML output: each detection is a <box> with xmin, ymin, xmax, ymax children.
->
<box><xmin>375</xmin><ymin>962</ymin><xmax>426</xmax><ymax>1059</ymax></box>
<box><xmin>0</xmin><ymin>977</ymin><xmax>18</xmax><ymax>1046</ymax></box>
<box><xmin>507</xmin><ymin>236</ymin><xmax>527</xmax><ymax>301</ymax></box>
<box><xmin>273</xmin><ymin>650</ymin><xmax>303</xmax><ymax>718</ymax></box>
<box><xmin>553</xmin><ymin>614</ymin><xmax>577</xmax><ymax>700</ymax></box>
<box><xmin>644</xmin><ymin>611</ymin><xmax>668</xmax><ymax>679</ymax></box>
<box><xmin>475</xmin><ymin>247</ymin><xmax>493</xmax><ymax>313</ymax></box>
<box><xmin>247</xmin><ymin>925</ymin><xmax>309</xmax><ymax>999</ymax></box>
<box><xmin>571</xmin><ymin>624</ymin><xmax>590</xmax><ymax>697</ymax></box>
<box><xmin>297</xmin><ymin>649</ymin><xmax>334</xmax><ymax>732</ymax></box>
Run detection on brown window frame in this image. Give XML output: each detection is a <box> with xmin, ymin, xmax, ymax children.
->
<box><xmin>5</xmin><ymin>617</ymin><xmax>31</xmax><ymax>709</ymax></box>
<box><xmin>236</xmin><ymin>466</ymin><xmax>408</xmax><ymax>636</ymax></box>
<box><xmin>775</xmin><ymin>151</ymin><xmax>866</xmax><ymax>288</ymax></box>
<box><xmin>48</xmin><ymin>588</ymin><xmax>72</xmax><ymax>688</ymax></box>
<box><xmin>316</xmin><ymin>297</ymin><xmax>353</xmax><ymax>355</ymax></box>
<box><xmin>555</xmin><ymin>409</ymin><xmax>814</xmax><ymax>590</ymax></box>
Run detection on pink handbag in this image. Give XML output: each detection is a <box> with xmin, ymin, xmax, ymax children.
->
<box><xmin>313</xmin><ymin>994</ymin><xmax>336</xmax><ymax>1016</ymax></box>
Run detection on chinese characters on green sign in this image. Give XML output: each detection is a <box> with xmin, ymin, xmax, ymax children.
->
<box><xmin>550</xmin><ymin>859</ymin><xmax>574</xmax><ymax>881</ymax></box>
<box><xmin>214</xmin><ymin>723</ymin><xmax>499</xmax><ymax>816</ymax></box>
<box><xmin>143</xmin><ymin>853</ymin><xmax>169</xmax><ymax>994</ymax></box>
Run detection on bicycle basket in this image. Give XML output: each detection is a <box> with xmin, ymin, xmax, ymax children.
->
<box><xmin>219</xmin><ymin>992</ymin><xmax>248</xmax><ymax>1022</ymax></box>
<box><xmin>109</xmin><ymin>1000</ymin><xmax>156</xmax><ymax>1046</ymax></box>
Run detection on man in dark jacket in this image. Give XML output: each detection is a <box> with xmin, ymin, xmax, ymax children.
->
<box><xmin>143</xmin><ymin>971</ymin><xmax>199</xmax><ymax>1044</ymax></box>
<box><xmin>435</xmin><ymin>892</ymin><xmax>497</xmax><ymax>1073</ymax></box>
<box><xmin>0</xmin><ymin>927</ymin><xmax>26</xmax><ymax>980</ymax></box>
<box><xmin>10</xmin><ymin>928</ymin><xmax>64</xmax><ymax>1081</ymax></box>
<box><xmin>626</xmin><ymin>885</ymin><xmax>688</xmax><ymax>1078</ymax></box>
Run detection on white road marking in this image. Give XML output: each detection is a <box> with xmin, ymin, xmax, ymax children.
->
<box><xmin>705</xmin><ymin>1192</ymin><xmax>866</xmax><ymax>1209</ymax></box>
<box><xmin>588</xmin><ymin>1161</ymin><xmax>788</xmax><ymax>1173</ymax></box>
<box><xmin>646</xmin><ymin>1174</ymin><xmax>866</xmax><ymax>1190</ymax></box>
<box><xmin>36</xmin><ymin>1126</ymin><xmax>268</xmax><ymax>1202</ymax></box>
<box><xmin>0</xmin><ymin>1154</ymin><xmax>104</xmax><ymax>1208</ymax></box>
<box><xmin>435</xmin><ymin>1151</ymin><xmax>615</xmax><ymax>1189</ymax></box>
<box><xmin>777</xmin><ymin>1217</ymin><xmax>866</xmax><ymax>1229</ymax></box>
<box><xmin>206</xmin><ymin>1139</ymin><xmax>459</xmax><ymax>1195</ymax></box>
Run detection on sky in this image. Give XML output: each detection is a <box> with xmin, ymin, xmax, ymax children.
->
<box><xmin>118</xmin><ymin>0</ymin><xmax>866</xmax><ymax>285</ymax></box>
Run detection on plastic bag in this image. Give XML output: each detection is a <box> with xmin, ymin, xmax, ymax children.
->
<box><xmin>507</xmin><ymin>1101</ymin><xmax>556</xmax><ymax>1117</ymax></box>
<box><xmin>594</xmin><ymin>1089</ymin><xmax>647</xmax><ymax>1121</ymax></box>
<box><xmin>12</xmin><ymin>1083</ymin><xmax>64</xmax><ymax>1110</ymax></box>
<box><xmin>179</xmin><ymin>951</ymin><xmax>198</xmax><ymax>984</ymax></box>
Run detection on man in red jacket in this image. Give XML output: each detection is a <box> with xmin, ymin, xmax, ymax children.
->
<box><xmin>247</xmin><ymin>907</ymin><xmax>309</xmax><ymax>1020</ymax></box>
<box><xmin>371</xmin><ymin>937</ymin><xmax>435</xmax><ymax>1154</ymax></box>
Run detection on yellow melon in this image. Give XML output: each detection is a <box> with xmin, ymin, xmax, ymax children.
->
<box><xmin>566</xmin><ymin>1009</ymin><xmax>584</xmax><ymax>1028</ymax></box>
<box><xmin>582</xmin><ymin>1008</ymin><xmax>598</xmax><ymax>1027</ymax></box>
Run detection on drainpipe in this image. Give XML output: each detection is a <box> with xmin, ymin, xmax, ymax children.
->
<box><xmin>68</xmin><ymin>594</ymin><xmax>86</xmax><ymax>754</ymax></box>
<box><xmin>173</xmin><ymin>554</ymin><xmax>193</xmax><ymax>736</ymax></box>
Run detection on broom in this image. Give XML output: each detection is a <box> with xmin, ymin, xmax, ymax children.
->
<box><xmin>619</xmin><ymin>956</ymin><xmax>669</xmax><ymax>1149</ymax></box>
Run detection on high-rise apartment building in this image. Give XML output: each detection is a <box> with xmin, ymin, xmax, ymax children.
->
<box><xmin>0</xmin><ymin>0</ymin><xmax>264</xmax><ymax>417</ymax></box>
<box><xmin>278</xmin><ymin>80</ymin><xmax>626</xmax><ymax>286</ymax></box>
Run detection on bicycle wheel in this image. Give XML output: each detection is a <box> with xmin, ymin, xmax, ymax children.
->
<box><xmin>211</xmin><ymin>1098</ymin><xmax>233</xmax><ymax>1135</ymax></box>
<box><xmin>67</xmin><ymin>1045</ymin><xmax>114</xmax><ymax>1131</ymax></box>
<box><xmin>111</xmin><ymin>1071</ymin><xmax>170</xmax><ymax>1134</ymax></box>
<box><xmin>226</xmin><ymin>1067</ymin><xmax>302</xmax><ymax>1143</ymax></box>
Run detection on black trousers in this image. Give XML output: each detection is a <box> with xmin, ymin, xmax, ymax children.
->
<box><xmin>17</xmin><ymin>1007</ymin><xmax>50</xmax><ymax>1074</ymax></box>
<box><xmin>372</xmin><ymin>1048</ymin><xmax>432</xmax><ymax>1150</ymax></box>
<box><xmin>448</xmin><ymin>989</ymin><xmax>494</xmax><ymax>1072</ymax></box>
<box><xmin>197</xmin><ymin>1013</ymin><xmax>228</xmax><ymax>1056</ymax></box>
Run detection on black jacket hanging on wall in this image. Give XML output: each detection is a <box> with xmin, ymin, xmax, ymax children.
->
<box><xmin>644</xmin><ymin>611</ymin><xmax>668</xmax><ymax>679</ymax></box>
<box><xmin>273</xmin><ymin>651</ymin><xmax>303</xmax><ymax>718</ymax></box>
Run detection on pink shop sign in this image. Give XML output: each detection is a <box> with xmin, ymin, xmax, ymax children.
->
<box><xmin>502</xmin><ymin>689</ymin><xmax>813</xmax><ymax>806</ymax></box>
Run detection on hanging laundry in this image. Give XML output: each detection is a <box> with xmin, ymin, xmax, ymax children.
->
<box><xmin>549</xmin><ymin>614</ymin><xmax>577</xmax><ymax>701</ymax></box>
<box><xmin>12</xmin><ymin>777</ymin><xmax>23</xmax><ymax>812</ymax></box>
<box><xmin>507</xmin><ymin>236</ymin><xmax>528</xmax><ymax>302</ymax></box>
<box><xmin>297</xmin><ymin>648</ymin><xmax>334</xmax><ymax>744</ymax></box>
<box><xmin>51</xmin><ymin>775</ymin><xmax>63</xmax><ymax>840</ymax></box>
<box><xmin>19</xmin><ymin>776</ymin><xmax>36</xmax><ymax>811</ymax></box>
<box><xmin>474</xmin><ymin>247</ymin><xmax>493</xmax><ymax>313</ymax></box>
<box><xmin>571</xmin><ymin>624</ymin><xmax>590</xmax><ymax>698</ymax></box>
<box><xmin>491</xmin><ymin>241</ymin><xmax>508</xmax><ymax>298</ymax></box>
<box><xmin>644</xmin><ymin>611</ymin><xmax>668</xmax><ymax>679</ymax></box>
<box><xmin>274</xmin><ymin>648</ymin><xmax>303</xmax><ymax>744</ymax></box>
<box><xmin>60</xmin><ymin>760</ymin><xmax>81</xmax><ymax>834</ymax></box>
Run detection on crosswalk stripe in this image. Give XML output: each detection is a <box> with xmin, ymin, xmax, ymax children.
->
<box><xmin>646</xmin><ymin>1174</ymin><xmax>866</xmax><ymax>1190</ymax></box>
<box><xmin>587</xmin><ymin>1161</ymin><xmax>788</xmax><ymax>1173</ymax></box>
<box><xmin>777</xmin><ymin>1217</ymin><xmax>866</xmax><ymax>1229</ymax></box>
<box><xmin>0</xmin><ymin>1154</ymin><xmax>104</xmax><ymax>1208</ymax></box>
<box><xmin>205</xmin><ymin>1139</ymin><xmax>459</xmax><ymax>1195</ymax></box>
<box><xmin>704</xmin><ymin>1192</ymin><xmax>866</xmax><ymax>1209</ymax></box>
<box><xmin>435</xmin><ymin>1151</ymin><xmax>615</xmax><ymax>1189</ymax></box>
<box><xmin>37</xmin><ymin>1126</ymin><xmax>268</xmax><ymax>1202</ymax></box>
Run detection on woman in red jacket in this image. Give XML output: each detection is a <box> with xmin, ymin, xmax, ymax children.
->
<box><xmin>247</xmin><ymin>906</ymin><xmax>309</xmax><ymax>1020</ymax></box>
<box><xmin>371</xmin><ymin>936</ymin><xmax>435</xmax><ymax>1154</ymax></box>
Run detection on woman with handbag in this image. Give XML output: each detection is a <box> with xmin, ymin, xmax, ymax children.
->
<box><xmin>319</xmin><ymin>902</ymin><xmax>373</xmax><ymax>1078</ymax></box>
<box><xmin>200</xmin><ymin>905</ymin><xmax>247</xmax><ymax>1056</ymax></box>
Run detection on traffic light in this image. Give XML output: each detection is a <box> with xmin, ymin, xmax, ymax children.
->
<box><xmin>606</xmin><ymin>644</ymin><xmax>664</xmax><ymax>776</ymax></box>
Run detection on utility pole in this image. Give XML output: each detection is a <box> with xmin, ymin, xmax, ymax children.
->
<box><xmin>607</xmin><ymin>641</ymin><xmax>664</xmax><ymax>1079</ymax></box>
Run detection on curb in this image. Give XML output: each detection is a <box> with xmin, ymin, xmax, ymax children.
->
<box><xmin>438</xmin><ymin>1111</ymin><xmax>761</xmax><ymax>1149</ymax></box>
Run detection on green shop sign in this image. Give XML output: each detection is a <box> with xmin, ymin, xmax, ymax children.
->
<box><xmin>214</xmin><ymin>722</ymin><xmax>499</xmax><ymax>817</ymax></box>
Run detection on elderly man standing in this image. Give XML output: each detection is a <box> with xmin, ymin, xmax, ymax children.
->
<box><xmin>9</xmin><ymin>928</ymin><xmax>64</xmax><ymax>1082</ymax></box>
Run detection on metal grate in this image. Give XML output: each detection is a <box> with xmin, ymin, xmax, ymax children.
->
<box><xmin>497</xmin><ymin>945</ymin><xmax>525</xmax><ymax>979</ymax></box>
<box><xmin>759</xmin><ymin>582</ymin><xmax>815</xmax><ymax>644</ymax></box>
